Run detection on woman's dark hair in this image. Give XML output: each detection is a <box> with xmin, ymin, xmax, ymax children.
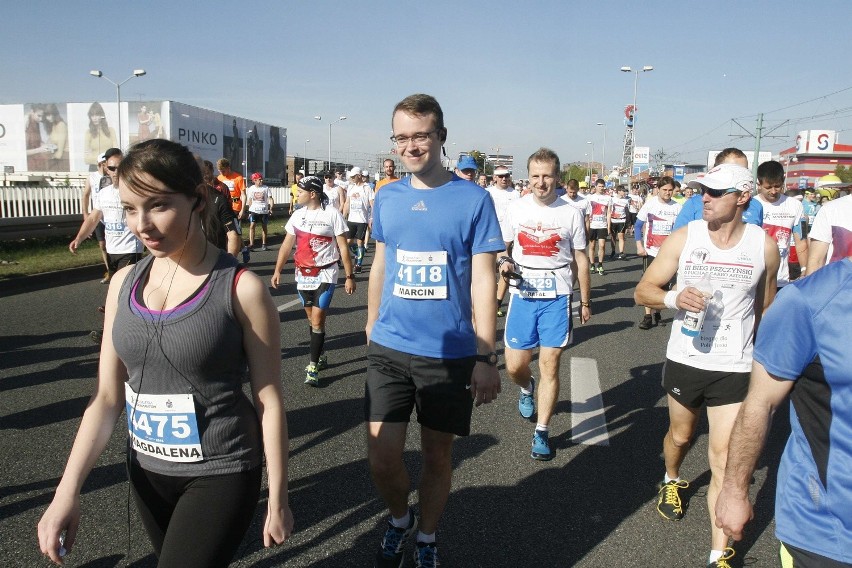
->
<box><xmin>118</xmin><ymin>139</ymin><xmax>219</xmax><ymax>243</ymax></box>
<box><xmin>43</xmin><ymin>103</ymin><xmax>65</xmax><ymax>134</ymax></box>
<box><xmin>87</xmin><ymin>102</ymin><xmax>111</xmax><ymax>137</ymax></box>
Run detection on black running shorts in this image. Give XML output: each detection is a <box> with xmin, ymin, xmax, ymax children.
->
<box><xmin>365</xmin><ymin>342</ymin><xmax>475</xmax><ymax>436</ymax></box>
<box><xmin>589</xmin><ymin>227</ymin><xmax>609</xmax><ymax>241</ymax></box>
<box><xmin>662</xmin><ymin>358</ymin><xmax>749</xmax><ymax>408</ymax></box>
<box><xmin>348</xmin><ymin>221</ymin><xmax>367</xmax><ymax>241</ymax></box>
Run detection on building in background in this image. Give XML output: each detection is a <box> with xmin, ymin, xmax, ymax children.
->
<box><xmin>0</xmin><ymin>101</ymin><xmax>288</xmax><ymax>182</ymax></box>
<box><xmin>779</xmin><ymin>130</ymin><xmax>852</xmax><ymax>191</ymax></box>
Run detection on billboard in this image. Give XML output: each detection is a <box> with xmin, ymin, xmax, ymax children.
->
<box><xmin>0</xmin><ymin>101</ymin><xmax>287</xmax><ymax>178</ymax></box>
<box><xmin>807</xmin><ymin>130</ymin><xmax>836</xmax><ymax>154</ymax></box>
<box><xmin>633</xmin><ymin>146</ymin><xmax>650</xmax><ymax>165</ymax></box>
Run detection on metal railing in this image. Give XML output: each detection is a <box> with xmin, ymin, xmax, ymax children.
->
<box><xmin>0</xmin><ymin>186</ymin><xmax>292</xmax><ymax>240</ymax></box>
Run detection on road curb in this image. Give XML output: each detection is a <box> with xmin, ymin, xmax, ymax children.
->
<box><xmin>0</xmin><ymin>264</ymin><xmax>104</xmax><ymax>296</ymax></box>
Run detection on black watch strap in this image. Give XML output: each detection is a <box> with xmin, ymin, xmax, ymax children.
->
<box><xmin>476</xmin><ymin>351</ymin><xmax>498</xmax><ymax>366</ymax></box>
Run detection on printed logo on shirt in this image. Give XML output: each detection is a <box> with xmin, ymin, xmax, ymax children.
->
<box><xmin>690</xmin><ymin>248</ymin><xmax>710</xmax><ymax>265</ymax></box>
<box><xmin>411</xmin><ymin>200</ymin><xmax>428</xmax><ymax>211</ymax></box>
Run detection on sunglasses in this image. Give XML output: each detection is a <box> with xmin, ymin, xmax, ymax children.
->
<box><xmin>106</xmin><ymin>165</ymin><xmax>118</xmax><ymax>172</ymax></box>
<box><xmin>495</xmin><ymin>174</ymin><xmax>510</xmax><ymax>178</ymax></box>
<box><xmin>699</xmin><ymin>186</ymin><xmax>740</xmax><ymax>198</ymax></box>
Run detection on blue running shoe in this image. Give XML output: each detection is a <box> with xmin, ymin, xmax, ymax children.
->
<box><xmin>374</xmin><ymin>510</ymin><xmax>417</xmax><ymax>568</ymax></box>
<box><xmin>531</xmin><ymin>429</ymin><xmax>553</xmax><ymax>461</ymax></box>
<box><xmin>518</xmin><ymin>378</ymin><xmax>535</xmax><ymax>420</ymax></box>
<box><xmin>414</xmin><ymin>542</ymin><xmax>439</xmax><ymax>568</ymax></box>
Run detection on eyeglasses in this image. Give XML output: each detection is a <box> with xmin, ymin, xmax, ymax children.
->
<box><xmin>495</xmin><ymin>174</ymin><xmax>510</xmax><ymax>179</ymax></box>
<box><xmin>106</xmin><ymin>165</ymin><xmax>118</xmax><ymax>172</ymax></box>
<box><xmin>390</xmin><ymin>130</ymin><xmax>437</xmax><ymax>147</ymax></box>
<box><xmin>699</xmin><ymin>186</ymin><xmax>740</xmax><ymax>198</ymax></box>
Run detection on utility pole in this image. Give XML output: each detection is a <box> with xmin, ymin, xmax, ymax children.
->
<box><xmin>752</xmin><ymin>113</ymin><xmax>764</xmax><ymax>180</ymax></box>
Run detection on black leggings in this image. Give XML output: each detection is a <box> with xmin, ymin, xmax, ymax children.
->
<box><xmin>129</xmin><ymin>461</ymin><xmax>262</xmax><ymax>568</ymax></box>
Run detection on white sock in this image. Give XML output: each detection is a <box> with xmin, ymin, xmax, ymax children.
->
<box><xmin>520</xmin><ymin>379</ymin><xmax>534</xmax><ymax>395</ymax></box>
<box><xmin>535</xmin><ymin>424</ymin><xmax>549</xmax><ymax>432</ymax></box>
<box><xmin>417</xmin><ymin>531</ymin><xmax>435</xmax><ymax>544</ymax></box>
<box><xmin>708</xmin><ymin>549</ymin><xmax>724</xmax><ymax>563</ymax></box>
<box><xmin>664</xmin><ymin>473</ymin><xmax>680</xmax><ymax>483</ymax></box>
<box><xmin>390</xmin><ymin>510</ymin><xmax>410</xmax><ymax>529</ymax></box>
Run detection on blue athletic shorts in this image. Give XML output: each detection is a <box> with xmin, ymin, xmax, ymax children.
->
<box><xmin>297</xmin><ymin>282</ymin><xmax>335</xmax><ymax>309</ymax></box>
<box><xmin>504</xmin><ymin>293</ymin><xmax>572</xmax><ymax>350</ymax></box>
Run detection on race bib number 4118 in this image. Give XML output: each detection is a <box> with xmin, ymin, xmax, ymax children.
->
<box><xmin>125</xmin><ymin>384</ymin><xmax>203</xmax><ymax>463</ymax></box>
<box><xmin>393</xmin><ymin>249</ymin><xmax>448</xmax><ymax>299</ymax></box>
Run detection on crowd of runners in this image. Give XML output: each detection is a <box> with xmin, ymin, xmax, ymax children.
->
<box><xmin>40</xmin><ymin>93</ymin><xmax>852</xmax><ymax>568</ymax></box>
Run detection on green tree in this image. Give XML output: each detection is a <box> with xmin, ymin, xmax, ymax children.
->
<box><xmin>562</xmin><ymin>163</ymin><xmax>596</xmax><ymax>185</ymax></box>
<box><xmin>467</xmin><ymin>150</ymin><xmax>493</xmax><ymax>175</ymax></box>
<box><xmin>834</xmin><ymin>164</ymin><xmax>852</xmax><ymax>183</ymax></box>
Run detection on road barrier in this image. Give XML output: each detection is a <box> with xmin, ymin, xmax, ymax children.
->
<box><xmin>1</xmin><ymin>185</ymin><xmax>292</xmax><ymax>240</ymax></box>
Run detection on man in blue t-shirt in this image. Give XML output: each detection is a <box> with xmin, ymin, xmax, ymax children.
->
<box><xmin>366</xmin><ymin>94</ymin><xmax>504</xmax><ymax>568</ymax></box>
<box><xmin>716</xmin><ymin>257</ymin><xmax>852</xmax><ymax>567</ymax></box>
<box><xmin>673</xmin><ymin>147</ymin><xmax>763</xmax><ymax>232</ymax></box>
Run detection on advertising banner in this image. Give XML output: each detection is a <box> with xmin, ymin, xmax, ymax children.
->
<box><xmin>0</xmin><ymin>104</ymin><xmax>26</xmax><ymax>172</ymax></box>
<box><xmin>128</xmin><ymin>101</ymin><xmax>168</xmax><ymax>145</ymax></box>
<box><xmin>807</xmin><ymin>130</ymin><xmax>836</xmax><ymax>154</ymax></box>
<box><xmin>796</xmin><ymin>131</ymin><xmax>808</xmax><ymax>152</ymax></box>
<box><xmin>0</xmin><ymin>100</ymin><xmax>287</xmax><ymax>177</ymax></box>
<box><xmin>0</xmin><ymin>103</ymin><xmax>74</xmax><ymax>172</ymax></box>
<box><xmin>633</xmin><ymin>146</ymin><xmax>650</xmax><ymax>165</ymax></box>
<box><xmin>67</xmin><ymin>101</ymin><xmax>119</xmax><ymax>172</ymax></box>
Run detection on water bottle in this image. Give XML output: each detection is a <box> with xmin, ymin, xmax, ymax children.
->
<box><xmin>681</xmin><ymin>273</ymin><xmax>713</xmax><ymax>337</ymax></box>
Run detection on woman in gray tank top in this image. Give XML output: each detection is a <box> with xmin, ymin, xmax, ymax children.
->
<box><xmin>38</xmin><ymin>139</ymin><xmax>294</xmax><ymax>567</ymax></box>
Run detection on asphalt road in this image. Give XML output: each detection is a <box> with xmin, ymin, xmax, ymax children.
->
<box><xmin>1</xmin><ymin>240</ymin><xmax>790</xmax><ymax>567</ymax></box>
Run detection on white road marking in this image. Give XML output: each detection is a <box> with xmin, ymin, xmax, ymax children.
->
<box><xmin>570</xmin><ymin>357</ymin><xmax>610</xmax><ymax>446</ymax></box>
<box><xmin>277</xmin><ymin>297</ymin><xmax>303</xmax><ymax>312</ymax></box>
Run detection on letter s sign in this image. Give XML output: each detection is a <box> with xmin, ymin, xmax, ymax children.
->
<box><xmin>817</xmin><ymin>133</ymin><xmax>829</xmax><ymax>151</ymax></box>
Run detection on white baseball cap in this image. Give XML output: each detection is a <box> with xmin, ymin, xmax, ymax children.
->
<box><xmin>687</xmin><ymin>163</ymin><xmax>754</xmax><ymax>193</ymax></box>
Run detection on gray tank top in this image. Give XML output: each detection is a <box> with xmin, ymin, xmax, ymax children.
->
<box><xmin>114</xmin><ymin>251</ymin><xmax>262</xmax><ymax>476</ymax></box>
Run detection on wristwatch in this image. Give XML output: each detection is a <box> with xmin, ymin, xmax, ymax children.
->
<box><xmin>346</xmin><ymin>274</ymin><xmax>355</xmax><ymax>279</ymax></box>
<box><xmin>475</xmin><ymin>351</ymin><xmax>498</xmax><ymax>366</ymax></box>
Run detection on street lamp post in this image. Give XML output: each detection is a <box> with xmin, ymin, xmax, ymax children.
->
<box><xmin>620</xmin><ymin>65</ymin><xmax>653</xmax><ymax>191</ymax></box>
<box><xmin>586</xmin><ymin>141</ymin><xmax>595</xmax><ymax>181</ymax></box>
<box><xmin>89</xmin><ymin>68</ymin><xmax>146</xmax><ymax>149</ymax></box>
<box><xmin>243</xmin><ymin>127</ymin><xmax>253</xmax><ymax>181</ymax></box>
<box><xmin>328</xmin><ymin>116</ymin><xmax>346</xmax><ymax>172</ymax></box>
<box><xmin>304</xmin><ymin>139</ymin><xmax>310</xmax><ymax>174</ymax></box>
<box><xmin>596</xmin><ymin>122</ymin><xmax>607</xmax><ymax>178</ymax></box>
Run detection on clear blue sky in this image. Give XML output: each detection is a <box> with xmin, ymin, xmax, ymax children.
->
<box><xmin>5</xmin><ymin>0</ymin><xmax>851</xmax><ymax>176</ymax></box>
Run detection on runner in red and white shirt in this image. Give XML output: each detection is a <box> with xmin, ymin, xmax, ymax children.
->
<box><xmin>609</xmin><ymin>186</ymin><xmax>630</xmax><ymax>260</ymax></box>
<box><xmin>635</xmin><ymin>176</ymin><xmax>682</xmax><ymax>329</ymax></box>
<box><xmin>754</xmin><ymin>160</ymin><xmax>808</xmax><ymax>287</ymax></box>
<box><xmin>807</xmin><ymin>194</ymin><xmax>852</xmax><ymax>274</ymax></box>
<box><xmin>586</xmin><ymin>178</ymin><xmax>612</xmax><ymax>274</ymax></box>
<box><xmin>271</xmin><ymin>176</ymin><xmax>355</xmax><ymax>386</ymax></box>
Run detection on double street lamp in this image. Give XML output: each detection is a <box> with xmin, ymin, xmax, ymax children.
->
<box><xmin>89</xmin><ymin>69</ymin><xmax>146</xmax><ymax>148</ymax></box>
<box><xmin>314</xmin><ymin>115</ymin><xmax>347</xmax><ymax>172</ymax></box>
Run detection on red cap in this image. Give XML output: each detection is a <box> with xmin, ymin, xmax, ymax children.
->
<box><xmin>250</xmin><ymin>172</ymin><xmax>262</xmax><ymax>180</ymax></box>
